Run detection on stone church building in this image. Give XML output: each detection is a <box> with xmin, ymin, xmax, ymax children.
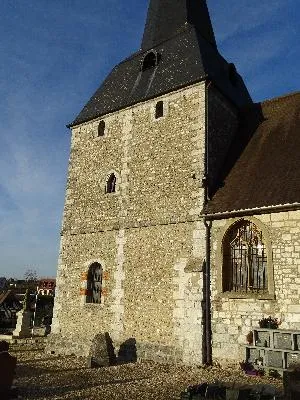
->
<box><xmin>49</xmin><ymin>0</ymin><xmax>300</xmax><ymax>365</ymax></box>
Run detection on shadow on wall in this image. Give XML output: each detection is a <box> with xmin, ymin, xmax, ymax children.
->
<box><xmin>104</xmin><ymin>332</ymin><xmax>117</xmax><ymax>365</ymax></box>
<box><xmin>210</xmin><ymin>103</ymin><xmax>264</xmax><ymax>198</ymax></box>
<box><xmin>88</xmin><ymin>333</ymin><xmax>137</xmax><ymax>368</ymax></box>
<box><xmin>103</xmin><ymin>333</ymin><xmax>137</xmax><ymax>365</ymax></box>
<box><xmin>116</xmin><ymin>337</ymin><xmax>137</xmax><ymax>365</ymax></box>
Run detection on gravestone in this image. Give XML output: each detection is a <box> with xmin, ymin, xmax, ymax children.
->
<box><xmin>205</xmin><ymin>384</ymin><xmax>226</xmax><ymax>399</ymax></box>
<box><xmin>226</xmin><ymin>386</ymin><xmax>251</xmax><ymax>400</ymax></box>
<box><xmin>87</xmin><ymin>332</ymin><xmax>116</xmax><ymax>368</ymax></box>
<box><xmin>283</xmin><ymin>368</ymin><xmax>300</xmax><ymax>400</ymax></box>
<box><xmin>13</xmin><ymin>289</ymin><xmax>32</xmax><ymax>338</ymax></box>
<box><xmin>180</xmin><ymin>383</ymin><xmax>208</xmax><ymax>399</ymax></box>
<box><xmin>12</xmin><ymin>310</ymin><xmax>32</xmax><ymax>338</ymax></box>
<box><xmin>180</xmin><ymin>382</ymin><xmax>281</xmax><ymax>400</ymax></box>
<box><xmin>0</xmin><ymin>341</ymin><xmax>17</xmax><ymax>399</ymax></box>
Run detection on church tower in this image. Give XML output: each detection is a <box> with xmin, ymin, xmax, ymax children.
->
<box><xmin>50</xmin><ymin>0</ymin><xmax>252</xmax><ymax>364</ymax></box>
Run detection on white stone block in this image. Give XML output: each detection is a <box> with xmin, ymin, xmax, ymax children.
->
<box><xmin>288</xmin><ymin>305</ymin><xmax>300</xmax><ymax>313</ymax></box>
<box><xmin>271</xmin><ymin>212</ymin><xmax>287</xmax><ymax>222</ymax></box>
<box><xmin>173</xmin><ymin>308</ymin><xmax>185</xmax><ymax>319</ymax></box>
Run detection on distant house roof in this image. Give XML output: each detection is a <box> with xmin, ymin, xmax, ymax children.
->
<box><xmin>0</xmin><ymin>290</ymin><xmax>19</xmax><ymax>306</ymax></box>
<box><xmin>38</xmin><ymin>279</ymin><xmax>56</xmax><ymax>289</ymax></box>
<box><xmin>204</xmin><ymin>91</ymin><xmax>300</xmax><ymax>215</ymax></box>
<box><xmin>0</xmin><ymin>291</ymin><xmax>11</xmax><ymax>305</ymax></box>
<box><xmin>69</xmin><ymin>1</ymin><xmax>251</xmax><ymax>127</ymax></box>
<box><xmin>39</xmin><ymin>278</ymin><xmax>56</xmax><ymax>282</ymax></box>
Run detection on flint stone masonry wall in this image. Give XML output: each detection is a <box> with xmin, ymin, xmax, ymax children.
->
<box><xmin>210</xmin><ymin>211</ymin><xmax>300</xmax><ymax>364</ymax></box>
<box><xmin>50</xmin><ymin>81</ymin><xmax>243</xmax><ymax>364</ymax></box>
<box><xmin>62</xmin><ymin>83</ymin><xmax>207</xmax><ymax>234</ymax></box>
<box><xmin>51</xmin><ymin>83</ymin><xmax>208</xmax><ymax>363</ymax></box>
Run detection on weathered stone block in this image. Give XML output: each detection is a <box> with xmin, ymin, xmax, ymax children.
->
<box><xmin>288</xmin><ymin>305</ymin><xmax>300</xmax><ymax>313</ymax></box>
<box><xmin>271</xmin><ymin>212</ymin><xmax>288</xmax><ymax>222</ymax></box>
<box><xmin>87</xmin><ymin>333</ymin><xmax>116</xmax><ymax>368</ymax></box>
<box><xmin>283</xmin><ymin>369</ymin><xmax>300</xmax><ymax>400</ymax></box>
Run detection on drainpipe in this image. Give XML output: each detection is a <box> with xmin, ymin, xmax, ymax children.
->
<box><xmin>203</xmin><ymin>218</ymin><xmax>212</xmax><ymax>365</ymax></box>
<box><xmin>203</xmin><ymin>80</ymin><xmax>212</xmax><ymax>204</ymax></box>
<box><xmin>202</xmin><ymin>80</ymin><xmax>213</xmax><ymax>365</ymax></box>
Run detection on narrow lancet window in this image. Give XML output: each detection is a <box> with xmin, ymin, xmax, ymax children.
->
<box><xmin>155</xmin><ymin>101</ymin><xmax>164</xmax><ymax>119</ymax></box>
<box><xmin>86</xmin><ymin>262</ymin><xmax>103</xmax><ymax>304</ymax></box>
<box><xmin>98</xmin><ymin>120</ymin><xmax>105</xmax><ymax>137</ymax></box>
<box><xmin>106</xmin><ymin>173</ymin><xmax>117</xmax><ymax>193</ymax></box>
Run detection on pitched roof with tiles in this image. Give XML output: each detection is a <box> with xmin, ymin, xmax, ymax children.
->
<box><xmin>0</xmin><ymin>290</ymin><xmax>12</xmax><ymax>305</ymax></box>
<box><xmin>204</xmin><ymin>92</ymin><xmax>300</xmax><ymax>214</ymax></box>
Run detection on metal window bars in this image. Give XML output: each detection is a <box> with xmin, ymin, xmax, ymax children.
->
<box><xmin>228</xmin><ymin>221</ymin><xmax>267</xmax><ymax>293</ymax></box>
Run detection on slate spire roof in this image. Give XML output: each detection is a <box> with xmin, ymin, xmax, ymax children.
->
<box><xmin>141</xmin><ymin>0</ymin><xmax>217</xmax><ymax>50</ymax></box>
<box><xmin>69</xmin><ymin>0</ymin><xmax>252</xmax><ymax>127</ymax></box>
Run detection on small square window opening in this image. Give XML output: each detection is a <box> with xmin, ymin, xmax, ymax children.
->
<box><xmin>98</xmin><ymin>120</ymin><xmax>105</xmax><ymax>137</ymax></box>
<box><xmin>155</xmin><ymin>101</ymin><xmax>164</xmax><ymax>119</ymax></box>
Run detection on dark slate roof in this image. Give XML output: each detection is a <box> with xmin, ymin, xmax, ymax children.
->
<box><xmin>69</xmin><ymin>0</ymin><xmax>252</xmax><ymax>127</ymax></box>
<box><xmin>0</xmin><ymin>290</ymin><xmax>12</xmax><ymax>305</ymax></box>
<box><xmin>141</xmin><ymin>0</ymin><xmax>217</xmax><ymax>50</ymax></box>
<box><xmin>204</xmin><ymin>92</ymin><xmax>300</xmax><ymax>214</ymax></box>
<box><xmin>69</xmin><ymin>26</ymin><xmax>252</xmax><ymax>127</ymax></box>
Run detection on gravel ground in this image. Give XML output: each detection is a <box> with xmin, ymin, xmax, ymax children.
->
<box><xmin>10</xmin><ymin>342</ymin><xmax>283</xmax><ymax>400</ymax></box>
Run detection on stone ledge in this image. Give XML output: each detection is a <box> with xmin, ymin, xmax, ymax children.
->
<box><xmin>217</xmin><ymin>292</ymin><xmax>276</xmax><ymax>301</ymax></box>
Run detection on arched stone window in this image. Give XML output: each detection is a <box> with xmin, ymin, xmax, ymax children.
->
<box><xmin>222</xmin><ymin>219</ymin><xmax>268</xmax><ymax>293</ymax></box>
<box><xmin>106</xmin><ymin>173</ymin><xmax>117</xmax><ymax>194</ymax></box>
<box><xmin>155</xmin><ymin>100</ymin><xmax>164</xmax><ymax>119</ymax></box>
<box><xmin>141</xmin><ymin>51</ymin><xmax>159</xmax><ymax>71</ymax></box>
<box><xmin>86</xmin><ymin>262</ymin><xmax>103</xmax><ymax>304</ymax></box>
<box><xmin>97</xmin><ymin>120</ymin><xmax>105</xmax><ymax>137</ymax></box>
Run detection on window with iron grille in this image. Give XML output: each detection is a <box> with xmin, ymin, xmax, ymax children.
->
<box><xmin>86</xmin><ymin>262</ymin><xmax>103</xmax><ymax>304</ymax></box>
<box><xmin>223</xmin><ymin>220</ymin><xmax>268</xmax><ymax>293</ymax></box>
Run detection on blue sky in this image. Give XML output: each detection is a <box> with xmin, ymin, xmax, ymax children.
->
<box><xmin>0</xmin><ymin>0</ymin><xmax>299</xmax><ymax>279</ymax></box>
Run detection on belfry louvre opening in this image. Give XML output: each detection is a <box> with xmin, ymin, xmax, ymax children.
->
<box><xmin>141</xmin><ymin>51</ymin><xmax>158</xmax><ymax>71</ymax></box>
<box><xmin>223</xmin><ymin>220</ymin><xmax>268</xmax><ymax>294</ymax></box>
